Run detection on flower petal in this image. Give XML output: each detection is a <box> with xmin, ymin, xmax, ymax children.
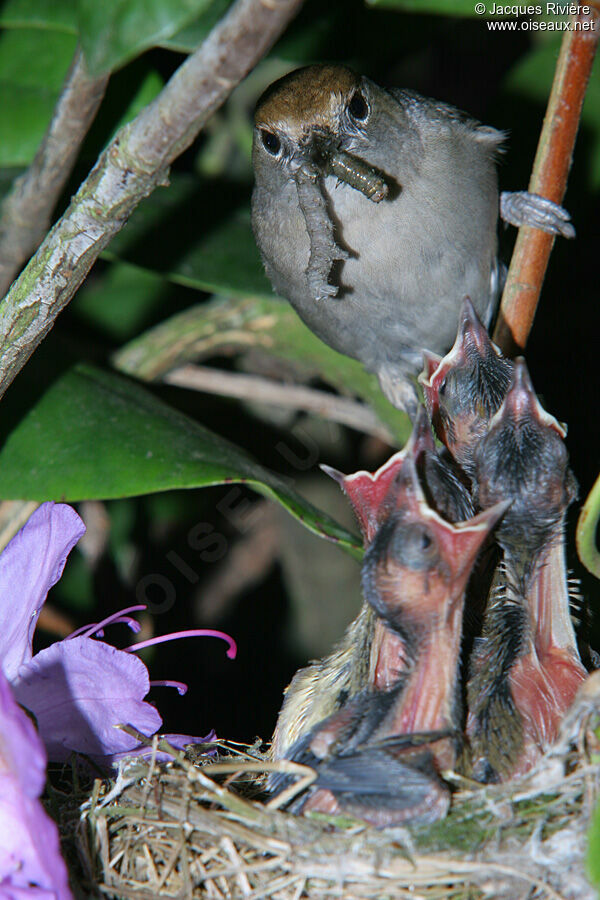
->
<box><xmin>0</xmin><ymin>672</ymin><xmax>72</xmax><ymax>898</ymax></box>
<box><xmin>12</xmin><ymin>637</ymin><xmax>161</xmax><ymax>763</ymax></box>
<box><xmin>106</xmin><ymin>730</ymin><xmax>218</xmax><ymax>765</ymax></box>
<box><xmin>0</xmin><ymin>503</ymin><xmax>85</xmax><ymax>681</ymax></box>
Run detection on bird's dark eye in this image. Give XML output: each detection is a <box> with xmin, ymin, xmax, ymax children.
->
<box><xmin>260</xmin><ymin>129</ymin><xmax>281</xmax><ymax>155</ymax></box>
<box><xmin>390</xmin><ymin>523</ymin><xmax>439</xmax><ymax>571</ymax></box>
<box><xmin>348</xmin><ymin>90</ymin><xmax>369</xmax><ymax>121</ymax></box>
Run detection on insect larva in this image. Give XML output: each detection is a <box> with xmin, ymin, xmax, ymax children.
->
<box><xmin>327</xmin><ymin>150</ymin><xmax>388</xmax><ymax>203</ymax></box>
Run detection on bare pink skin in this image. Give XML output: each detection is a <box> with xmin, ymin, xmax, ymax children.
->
<box><xmin>369</xmin><ymin>618</ymin><xmax>407</xmax><ymax>690</ymax></box>
<box><xmin>469</xmin><ymin>361</ymin><xmax>585</xmax><ymax>779</ymax></box>
<box><xmin>362</xmin><ymin>470</ymin><xmax>506</xmax><ymax>773</ymax></box>
<box><xmin>324</xmin><ymin>412</ymin><xmax>436</xmax><ymax>694</ymax></box>
<box><xmin>508</xmin><ymin>543</ymin><xmax>587</xmax><ymax>773</ymax></box>
<box><xmin>323</xmin><ymin>407</ymin><xmax>435</xmax><ymax>544</ymax></box>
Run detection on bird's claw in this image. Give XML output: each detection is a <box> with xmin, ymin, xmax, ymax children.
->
<box><xmin>500</xmin><ymin>190</ymin><xmax>575</xmax><ymax>238</ymax></box>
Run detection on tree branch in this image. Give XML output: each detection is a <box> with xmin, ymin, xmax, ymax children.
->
<box><xmin>0</xmin><ymin>49</ymin><xmax>109</xmax><ymax>297</ymax></box>
<box><xmin>164</xmin><ymin>364</ymin><xmax>396</xmax><ymax>443</ymax></box>
<box><xmin>0</xmin><ymin>0</ymin><xmax>303</xmax><ymax>399</ymax></box>
<box><xmin>493</xmin><ymin>5</ymin><xmax>600</xmax><ymax>355</ymax></box>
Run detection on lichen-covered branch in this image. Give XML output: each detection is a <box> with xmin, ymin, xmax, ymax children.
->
<box><xmin>493</xmin><ymin>5</ymin><xmax>600</xmax><ymax>356</ymax></box>
<box><xmin>0</xmin><ymin>0</ymin><xmax>304</xmax><ymax>400</ymax></box>
<box><xmin>0</xmin><ymin>49</ymin><xmax>109</xmax><ymax>297</ymax></box>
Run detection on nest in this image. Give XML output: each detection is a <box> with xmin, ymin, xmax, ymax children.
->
<box><xmin>70</xmin><ymin>674</ymin><xmax>600</xmax><ymax>900</ymax></box>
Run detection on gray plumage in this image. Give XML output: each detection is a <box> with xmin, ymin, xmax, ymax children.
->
<box><xmin>251</xmin><ymin>65</ymin><xmax>502</xmax><ymax>412</ymax></box>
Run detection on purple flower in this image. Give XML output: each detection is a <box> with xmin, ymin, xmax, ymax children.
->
<box><xmin>0</xmin><ymin>503</ymin><xmax>85</xmax><ymax>682</ymax></box>
<box><xmin>0</xmin><ymin>502</ymin><xmax>236</xmax><ymax>764</ymax></box>
<box><xmin>12</xmin><ymin>638</ymin><xmax>162</xmax><ymax>763</ymax></box>
<box><xmin>0</xmin><ymin>669</ymin><xmax>72</xmax><ymax>898</ymax></box>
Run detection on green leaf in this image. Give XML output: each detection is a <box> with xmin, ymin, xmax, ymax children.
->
<box><xmin>0</xmin><ymin>29</ymin><xmax>77</xmax><ymax>166</ymax></box>
<box><xmin>83</xmin><ymin>66</ymin><xmax>165</xmax><ymax>159</ymax></box>
<box><xmin>576</xmin><ymin>471</ymin><xmax>600</xmax><ymax>580</ymax></box>
<box><xmin>104</xmin><ymin>174</ymin><xmax>273</xmax><ymax>299</ymax></box>
<box><xmin>587</xmin><ymin>800</ymin><xmax>600</xmax><ymax>888</ymax></box>
<box><xmin>77</xmin><ymin>0</ymin><xmax>218</xmax><ymax>75</ymax></box>
<box><xmin>504</xmin><ymin>36</ymin><xmax>600</xmax><ymax>190</ymax></box>
<box><xmin>158</xmin><ymin>0</ymin><xmax>233</xmax><ymax>52</ymax></box>
<box><xmin>0</xmin><ymin>0</ymin><xmax>77</xmax><ymax>33</ymax></box>
<box><xmin>0</xmin><ymin>364</ymin><xmax>361</xmax><ymax>556</ymax></box>
<box><xmin>113</xmin><ymin>295</ymin><xmax>412</xmax><ymax>445</ymax></box>
<box><xmin>72</xmin><ymin>261</ymin><xmax>172</xmax><ymax>341</ymax></box>
<box><xmin>116</xmin><ymin>67</ymin><xmax>165</xmax><ymax>127</ymax></box>
<box><xmin>366</xmin><ymin>0</ymin><xmax>481</xmax><ymax>13</ymax></box>
<box><xmin>0</xmin><ymin>27</ymin><xmax>76</xmax><ymax>89</ymax></box>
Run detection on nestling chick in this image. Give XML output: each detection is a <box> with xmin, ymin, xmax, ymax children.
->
<box><xmin>360</xmin><ymin>457</ymin><xmax>507</xmax><ymax>768</ymax></box>
<box><xmin>419</xmin><ymin>297</ymin><xmax>514</xmax><ymax>478</ymax></box>
<box><xmin>468</xmin><ymin>360</ymin><xmax>586</xmax><ymax>781</ymax></box>
<box><xmin>269</xmin><ymin>410</ymin><xmax>436</xmax><ymax>762</ymax></box>
<box><xmin>252</xmin><ymin>66</ymin><xmax>574</xmax><ymax>413</ymax></box>
<box><xmin>272</xmin><ymin>460</ymin><xmax>506</xmax><ymax>826</ymax></box>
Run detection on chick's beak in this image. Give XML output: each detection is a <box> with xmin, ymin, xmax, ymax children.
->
<box><xmin>492</xmin><ymin>357</ymin><xmax>565</xmax><ymax>439</ymax></box>
<box><xmin>320</xmin><ymin>406</ymin><xmax>435</xmax><ymax>543</ymax></box>
<box><xmin>475</xmin><ymin>359</ymin><xmax>573</xmax><ymax>547</ymax></box>
<box><xmin>363</xmin><ymin>453</ymin><xmax>507</xmax><ymax>630</ymax></box>
<box><xmin>419</xmin><ymin>298</ymin><xmax>513</xmax><ymax>475</ymax></box>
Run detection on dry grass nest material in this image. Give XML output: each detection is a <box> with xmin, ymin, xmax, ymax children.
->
<box><xmin>70</xmin><ymin>672</ymin><xmax>600</xmax><ymax>900</ymax></box>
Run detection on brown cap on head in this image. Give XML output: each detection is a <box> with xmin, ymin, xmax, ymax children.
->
<box><xmin>254</xmin><ymin>65</ymin><xmax>361</xmax><ymax>143</ymax></box>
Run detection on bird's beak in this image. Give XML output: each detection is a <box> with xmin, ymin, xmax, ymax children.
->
<box><xmin>301</xmin><ymin>128</ymin><xmax>389</xmax><ymax>203</ymax></box>
<box><xmin>419</xmin><ymin>298</ymin><xmax>513</xmax><ymax>473</ymax></box>
<box><xmin>488</xmin><ymin>356</ymin><xmax>566</xmax><ymax>439</ymax></box>
<box><xmin>320</xmin><ymin>406</ymin><xmax>435</xmax><ymax>544</ymax></box>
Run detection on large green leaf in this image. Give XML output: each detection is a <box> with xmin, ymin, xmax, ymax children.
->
<box><xmin>504</xmin><ymin>35</ymin><xmax>600</xmax><ymax>190</ymax></box>
<box><xmin>104</xmin><ymin>174</ymin><xmax>273</xmax><ymax>299</ymax></box>
<box><xmin>158</xmin><ymin>0</ymin><xmax>233</xmax><ymax>52</ymax></box>
<box><xmin>0</xmin><ymin>0</ymin><xmax>77</xmax><ymax>32</ymax></box>
<box><xmin>73</xmin><ymin>260</ymin><xmax>173</xmax><ymax>340</ymax></box>
<box><xmin>0</xmin><ymin>29</ymin><xmax>77</xmax><ymax>166</ymax></box>
<box><xmin>77</xmin><ymin>0</ymin><xmax>218</xmax><ymax>75</ymax></box>
<box><xmin>0</xmin><ymin>364</ymin><xmax>361</xmax><ymax>556</ymax></box>
<box><xmin>113</xmin><ymin>295</ymin><xmax>412</xmax><ymax>445</ymax></box>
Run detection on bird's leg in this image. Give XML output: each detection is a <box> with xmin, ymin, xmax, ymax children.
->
<box><xmin>500</xmin><ymin>191</ymin><xmax>575</xmax><ymax>238</ymax></box>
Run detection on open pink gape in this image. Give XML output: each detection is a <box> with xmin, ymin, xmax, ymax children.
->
<box><xmin>269</xmin><ymin>299</ymin><xmax>587</xmax><ymax>826</ymax></box>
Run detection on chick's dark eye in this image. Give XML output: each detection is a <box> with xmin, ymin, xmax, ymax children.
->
<box><xmin>391</xmin><ymin>523</ymin><xmax>439</xmax><ymax>571</ymax></box>
<box><xmin>348</xmin><ymin>90</ymin><xmax>369</xmax><ymax>121</ymax></box>
<box><xmin>260</xmin><ymin>129</ymin><xmax>281</xmax><ymax>155</ymax></box>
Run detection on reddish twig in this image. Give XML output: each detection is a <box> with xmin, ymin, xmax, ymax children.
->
<box><xmin>493</xmin><ymin>5</ymin><xmax>600</xmax><ymax>356</ymax></box>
